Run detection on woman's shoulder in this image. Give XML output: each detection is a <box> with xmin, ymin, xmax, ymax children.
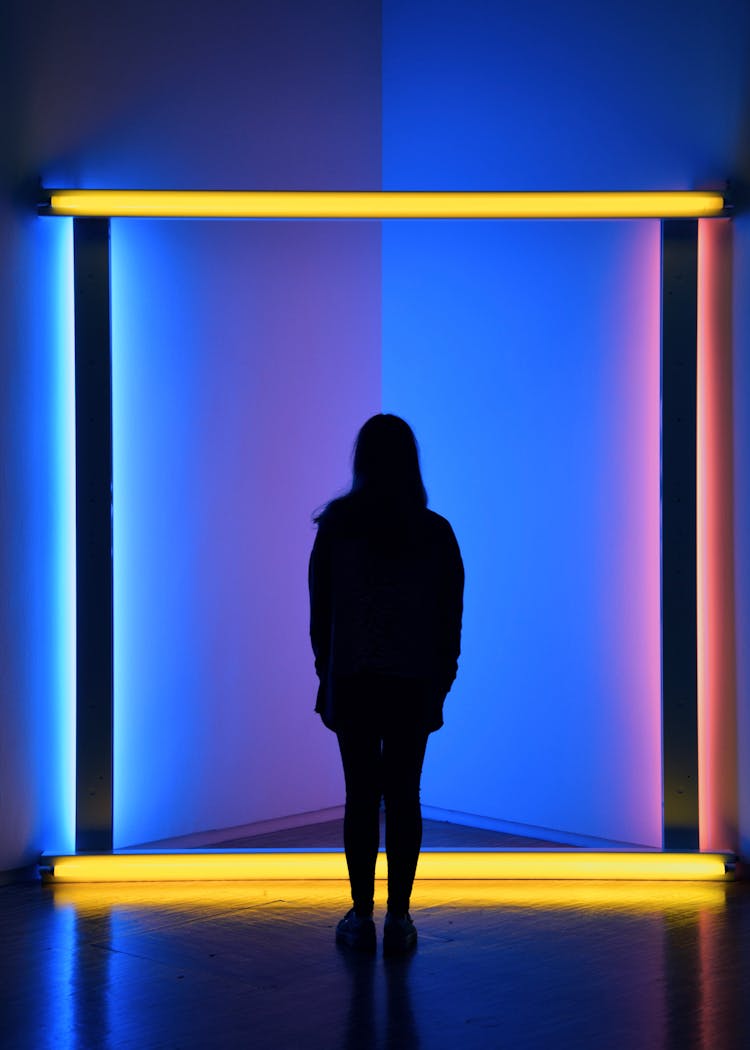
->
<box><xmin>316</xmin><ymin>494</ymin><xmax>363</xmax><ymax>534</ymax></box>
<box><xmin>424</xmin><ymin>508</ymin><xmax>457</xmax><ymax>538</ymax></box>
<box><xmin>419</xmin><ymin>510</ymin><xmax>460</xmax><ymax>558</ymax></box>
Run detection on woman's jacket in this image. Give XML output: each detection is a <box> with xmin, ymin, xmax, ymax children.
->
<box><xmin>308</xmin><ymin>496</ymin><xmax>464</xmax><ymax>732</ymax></box>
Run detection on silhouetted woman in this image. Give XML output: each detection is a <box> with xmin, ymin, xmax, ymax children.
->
<box><xmin>309</xmin><ymin>414</ymin><xmax>464</xmax><ymax>954</ymax></box>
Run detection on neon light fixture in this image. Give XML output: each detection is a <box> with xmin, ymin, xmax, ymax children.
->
<box><xmin>38</xmin><ymin>184</ymin><xmax>733</xmax><ymax>869</ymax></box>
<box><xmin>40</xmin><ymin>189</ymin><xmax>726</xmax><ymax>220</ymax></box>
<box><xmin>40</xmin><ymin>850</ymin><xmax>733</xmax><ymax>883</ymax></box>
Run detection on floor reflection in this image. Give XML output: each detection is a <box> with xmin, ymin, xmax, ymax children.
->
<box><xmin>664</xmin><ymin>888</ymin><xmax>745</xmax><ymax>1050</ymax></box>
<box><xmin>7</xmin><ymin>880</ymin><xmax>746</xmax><ymax>1049</ymax></box>
<box><xmin>71</xmin><ymin>905</ymin><xmax>113</xmax><ymax>1050</ymax></box>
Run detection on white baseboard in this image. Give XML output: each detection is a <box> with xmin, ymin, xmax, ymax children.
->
<box><xmin>421</xmin><ymin>805</ymin><xmax>658</xmax><ymax>850</ymax></box>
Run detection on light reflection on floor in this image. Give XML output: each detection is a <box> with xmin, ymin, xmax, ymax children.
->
<box><xmin>4</xmin><ymin>880</ymin><xmax>749</xmax><ymax>1049</ymax></box>
<box><xmin>50</xmin><ymin>878</ymin><xmax>730</xmax><ymax>913</ymax></box>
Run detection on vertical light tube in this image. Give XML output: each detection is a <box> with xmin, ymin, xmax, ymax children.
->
<box><xmin>697</xmin><ymin>219</ymin><xmax>738</xmax><ymax>852</ymax></box>
<box><xmin>49</xmin><ymin>216</ymin><xmax>77</xmax><ymax>853</ymax></box>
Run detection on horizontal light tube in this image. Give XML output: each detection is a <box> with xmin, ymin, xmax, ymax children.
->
<box><xmin>41</xmin><ymin>850</ymin><xmax>733</xmax><ymax>882</ymax></box>
<box><xmin>40</xmin><ymin>190</ymin><xmax>726</xmax><ymax>220</ymax></box>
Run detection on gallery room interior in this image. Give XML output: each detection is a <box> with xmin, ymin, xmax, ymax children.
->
<box><xmin>3</xmin><ymin>0</ymin><xmax>750</xmax><ymax>1046</ymax></box>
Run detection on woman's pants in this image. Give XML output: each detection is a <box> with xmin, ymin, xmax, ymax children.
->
<box><xmin>335</xmin><ymin>674</ymin><xmax>429</xmax><ymax>916</ymax></box>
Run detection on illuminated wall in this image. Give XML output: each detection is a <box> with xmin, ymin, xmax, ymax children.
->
<box><xmin>3</xmin><ymin>0</ymin><xmax>750</xmax><ymax>869</ymax></box>
<box><xmin>381</xmin><ymin>0</ymin><xmax>750</xmax><ymax>846</ymax></box>
<box><xmin>0</xmin><ymin>213</ymin><xmax>76</xmax><ymax>862</ymax></box>
<box><xmin>1</xmin><ymin>0</ymin><xmax>382</xmax><ymax>864</ymax></box>
<box><xmin>382</xmin><ymin>220</ymin><xmax>661</xmax><ymax>844</ymax></box>
<box><xmin>111</xmin><ymin>220</ymin><xmax>380</xmax><ymax>845</ymax></box>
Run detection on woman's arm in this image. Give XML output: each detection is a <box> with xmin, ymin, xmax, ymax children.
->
<box><xmin>308</xmin><ymin>524</ymin><xmax>333</xmax><ymax>681</ymax></box>
<box><xmin>437</xmin><ymin>523</ymin><xmax>465</xmax><ymax>692</ymax></box>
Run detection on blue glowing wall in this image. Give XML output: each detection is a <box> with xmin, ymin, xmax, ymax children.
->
<box><xmin>383</xmin><ymin>220</ymin><xmax>661</xmax><ymax>844</ymax></box>
<box><xmin>379</xmin><ymin>0</ymin><xmax>750</xmax><ymax>845</ymax></box>
<box><xmin>23</xmin><ymin>0</ymin><xmax>384</xmax><ymax>849</ymax></box>
<box><xmin>0</xmin><ymin>213</ymin><xmax>76</xmax><ymax>866</ymax></box>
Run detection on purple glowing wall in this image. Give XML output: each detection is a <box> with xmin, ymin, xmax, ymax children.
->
<box><xmin>112</xmin><ymin>221</ymin><xmax>380</xmax><ymax>845</ymax></box>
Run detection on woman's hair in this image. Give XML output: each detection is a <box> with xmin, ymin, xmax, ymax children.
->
<box><xmin>352</xmin><ymin>414</ymin><xmax>427</xmax><ymax>505</ymax></box>
<box><xmin>314</xmin><ymin>414</ymin><xmax>427</xmax><ymax>524</ymax></box>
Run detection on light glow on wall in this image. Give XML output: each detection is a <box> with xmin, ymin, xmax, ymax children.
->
<box><xmin>110</xmin><ymin>219</ymin><xmax>379</xmax><ymax>847</ymax></box>
<box><xmin>383</xmin><ymin>220</ymin><xmax>663</xmax><ymax>846</ymax></box>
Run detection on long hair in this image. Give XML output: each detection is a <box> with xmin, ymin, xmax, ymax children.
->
<box><xmin>352</xmin><ymin>414</ymin><xmax>427</xmax><ymax>506</ymax></box>
<box><xmin>314</xmin><ymin>414</ymin><xmax>428</xmax><ymax>526</ymax></box>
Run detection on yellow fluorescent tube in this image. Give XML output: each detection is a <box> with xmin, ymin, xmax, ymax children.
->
<box><xmin>41</xmin><ymin>190</ymin><xmax>726</xmax><ymax>220</ymax></box>
<box><xmin>40</xmin><ymin>850</ymin><xmax>733</xmax><ymax>883</ymax></box>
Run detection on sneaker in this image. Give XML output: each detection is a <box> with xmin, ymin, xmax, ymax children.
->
<box><xmin>335</xmin><ymin>909</ymin><xmax>376</xmax><ymax>953</ymax></box>
<box><xmin>383</xmin><ymin>911</ymin><xmax>417</xmax><ymax>955</ymax></box>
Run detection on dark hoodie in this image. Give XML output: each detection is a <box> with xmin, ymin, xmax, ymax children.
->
<box><xmin>308</xmin><ymin>495</ymin><xmax>464</xmax><ymax>732</ymax></box>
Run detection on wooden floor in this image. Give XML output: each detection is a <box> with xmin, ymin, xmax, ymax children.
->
<box><xmin>3</xmin><ymin>872</ymin><xmax>749</xmax><ymax>1048</ymax></box>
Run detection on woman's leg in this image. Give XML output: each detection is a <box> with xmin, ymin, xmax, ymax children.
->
<box><xmin>337</xmin><ymin>724</ymin><xmax>382</xmax><ymax>916</ymax></box>
<box><xmin>381</xmin><ymin>722</ymin><xmax>428</xmax><ymax>916</ymax></box>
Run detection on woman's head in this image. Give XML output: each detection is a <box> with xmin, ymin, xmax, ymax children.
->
<box><xmin>351</xmin><ymin>414</ymin><xmax>427</xmax><ymax>509</ymax></box>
